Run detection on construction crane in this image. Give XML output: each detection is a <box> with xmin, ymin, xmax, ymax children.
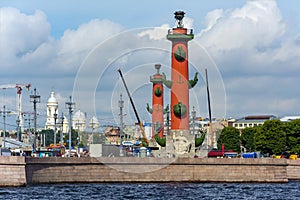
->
<box><xmin>205</xmin><ymin>69</ymin><xmax>216</xmax><ymax>149</ymax></box>
<box><xmin>0</xmin><ymin>83</ymin><xmax>31</xmax><ymax>130</ymax></box>
<box><xmin>117</xmin><ymin>69</ymin><xmax>149</xmax><ymax>146</ymax></box>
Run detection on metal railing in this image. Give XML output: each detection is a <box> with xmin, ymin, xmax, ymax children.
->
<box><xmin>168</xmin><ymin>29</ymin><xmax>193</xmax><ymax>35</ymax></box>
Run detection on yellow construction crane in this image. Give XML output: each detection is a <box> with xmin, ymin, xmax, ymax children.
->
<box><xmin>117</xmin><ymin>69</ymin><xmax>149</xmax><ymax>146</ymax></box>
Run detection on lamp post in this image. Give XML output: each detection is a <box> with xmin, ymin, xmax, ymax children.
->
<box><xmin>2</xmin><ymin>106</ymin><xmax>6</xmax><ymax>148</ymax></box>
<box><xmin>0</xmin><ymin>106</ymin><xmax>12</xmax><ymax>148</ymax></box>
<box><xmin>53</xmin><ymin>113</ymin><xmax>57</xmax><ymax>146</ymax></box>
<box><xmin>60</xmin><ymin>113</ymin><xmax>64</xmax><ymax>147</ymax></box>
<box><xmin>166</xmin><ymin>108</ymin><xmax>170</xmax><ymax>136</ymax></box>
<box><xmin>119</xmin><ymin>94</ymin><xmax>124</xmax><ymax>145</ymax></box>
<box><xmin>90</xmin><ymin>119</ymin><xmax>95</xmax><ymax>144</ymax></box>
<box><xmin>89</xmin><ymin>116</ymin><xmax>99</xmax><ymax>145</ymax></box>
<box><xmin>24</xmin><ymin>113</ymin><xmax>34</xmax><ymax>144</ymax></box>
<box><xmin>91</xmin><ymin>118</ymin><xmax>94</xmax><ymax>145</ymax></box>
<box><xmin>16</xmin><ymin>117</ymin><xmax>21</xmax><ymax>141</ymax></box>
<box><xmin>65</xmin><ymin>96</ymin><xmax>75</xmax><ymax>156</ymax></box>
<box><xmin>192</xmin><ymin>106</ymin><xmax>196</xmax><ymax>135</ymax></box>
<box><xmin>30</xmin><ymin>88</ymin><xmax>40</xmax><ymax>152</ymax></box>
<box><xmin>118</xmin><ymin>94</ymin><xmax>125</xmax><ymax>156</ymax></box>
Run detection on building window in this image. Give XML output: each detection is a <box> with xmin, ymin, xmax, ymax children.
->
<box><xmin>249</xmin><ymin>124</ymin><xmax>252</xmax><ymax>127</ymax></box>
<box><xmin>254</xmin><ymin>124</ymin><xmax>257</xmax><ymax>126</ymax></box>
<box><xmin>234</xmin><ymin>124</ymin><xmax>238</xmax><ymax>127</ymax></box>
<box><xmin>239</xmin><ymin>124</ymin><xmax>242</xmax><ymax>127</ymax></box>
<box><xmin>244</xmin><ymin>124</ymin><xmax>247</xmax><ymax>127</ymax></box>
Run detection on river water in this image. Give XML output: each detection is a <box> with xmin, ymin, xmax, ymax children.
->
<box><xmin>1</xmin><ymin>181</ymin><xmax>300</xmax><ymax>200</ymax></box>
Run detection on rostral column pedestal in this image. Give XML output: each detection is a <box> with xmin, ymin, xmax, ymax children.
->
<box><xmin>164</xmin><ymin>11</ymin><xmax>198</xmax><ymax>157</ymax></box>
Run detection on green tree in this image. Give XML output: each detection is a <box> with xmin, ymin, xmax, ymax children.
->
<box><xmin>40</xmin><ymin>129</ymin><xmax>55</xmax><ymax>146</ymax></box>
<box><xmin>217</xmin><ymin>127</ymin><xmax>240</xmax><ymax>153</ymax></box>
<box><xmin>40</xmin><ymin>129</ymin><xmax>79</xmax><ymax>148</ymax></box>
<box><xmin>255</xmin><ymin>119</ymin><xmax>285</xmax><ymax>155</ymax></box>
<box><xmin>241</xmin><ymin>127</ymin><xmax>258</xmax><ymax>152</ymax></box>
<box><xmin>283</xmin><ymin>119</ymin><xmax>300</xmax><ymax>154</ymax></box>
<box><xmin>64</xmin><ymin>129</ymin><xmax>79</xmax><ymax>148</ymax></box>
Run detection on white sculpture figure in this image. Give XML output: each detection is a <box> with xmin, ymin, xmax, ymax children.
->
<box><xmin>172</xmin><ymin>131</ymin><xmax>192</xmax><ymax>155</ymax></box>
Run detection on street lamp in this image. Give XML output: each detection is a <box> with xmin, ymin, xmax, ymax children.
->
<box><xmin>166</xmin><ymin>108</ymin><xmax>170</xmax><ymax>136</ymax></box>
<box><xmin>0</xmin><ymin>106</ymin><xmax>12</xmax><ymax>148</ymax></box>
<box><xmin>91</xmin><ymin>121</ymin><xmax>94</xmax><ymax>145</ymax></box>
<box><xmin>60</xmin><ymin>113</ymin><xmax>64</xmax><ymax>147</ymax></box>
<box><xmin>30</xmin><ymin>88</ymin><xmax>40</xmax><ymax>152</ymax></box>
<box><xmin>16</xmin><ymin>117</ymin><xmax>21</xmax><ymax>141</ymax></box>
<box><xmin>118</xmin><ymin>94</ymin><xmax>124</xmax><ymax>156</ymax></box>
<box><xmin>24</xmin><ymin>113</ymin><xmax>34</xmax><ymax>144</ymax></box>
<box><xmin>2</xmin><ymin>106</ymin><xmax>7</xmax><ymax>148</ymax></box>
<box><xmin>89</xmin><ymin>117</ymin><xmax>99</xmax><ymax>144</ymax></box>
<box><xmin>119</xmin><ymin>94</ymin><xmax>124</xmax><ymax>144</ymax></box>
<box><xmin>53</xmin><ymin>113</ymin><xmax>57</xmax><ymax>146</ymax></box>
<box><xmin>65</xmin><ymin>96</ymin><xmax>75</xmax><ymax>156</ymax></box>
<box><xmin>192</xmin><ymin>106</ymin><xmax>196</xmax><ymax>135</ymax></box>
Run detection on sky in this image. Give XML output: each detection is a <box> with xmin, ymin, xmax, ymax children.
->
<box><xmin>1</xmin><ymin>0</ymin><xmax>300</xmax><ymax>130</ymax></box>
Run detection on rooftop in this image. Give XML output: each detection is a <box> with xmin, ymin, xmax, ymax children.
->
<box><xmin>235</xmin><ymin>115</ymin><xmax>277</xmax><ymax>123</ymax></box>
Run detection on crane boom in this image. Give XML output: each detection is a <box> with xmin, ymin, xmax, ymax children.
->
<box><xmin>205</xmin><ymin>69</ymin><xmax>215</xmax><ymax>149</ymax></box>
<box><xmin>0</xmin><ymin>83</ymin><xmax>31</xmax><ymax>131</ymax></box>
<box><xmin>117</xmin><ymin>69</ymin><xmax>149</xmax><ymax>144</ymax></box>
<box><xmin>0</xmin><ymin>83</ymin><xmax>31</xmax><ymax>90</ymax></box>
<box><xmin>0</xmin><ymin>84</ymin><xmax>17</xmax><ymax>89</ymax></box>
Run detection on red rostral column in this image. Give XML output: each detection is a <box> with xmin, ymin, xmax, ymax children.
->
<box><xmin>147</xmin><ymin>64</ymin><xmax>165</xmax><ymax>138</ymax></box>
<box><xmin>166</xmin><ymin>11</ymin><xmax>197</xmax><ymax>130</ymax></box>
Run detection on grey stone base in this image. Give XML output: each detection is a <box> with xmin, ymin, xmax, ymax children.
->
<box><xmin>166</xmin><ymin>130</ymin><xmax>195</xmax><ymax>158</ymax></box>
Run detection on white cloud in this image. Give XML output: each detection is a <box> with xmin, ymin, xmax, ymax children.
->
<box><xmin>0</xmin><ymin>8</ymin><xmax>124</xmax><ymax>74</ymax></box>
<box><xmin>193</xmin><ymin>0</ymin><xmax>300</xmax><ymax>118</ymax></box>
<box><xmin>199</xmin><ymin>9</ymin><xmax>223</xmax><ymax>35</ymax></box>
<box><xmin>138</xmin><ymin>24</ymin><xmax>170</xmax><ymax>40</ymax></box>
<box><xmin>271</xmin><ymin>34</ymin><xmax>300</xmax><ymax>63</ymax></box>
<box><xmin>183</xmin><ymin>17</ymin><xmax>194</xmax><ymax>30</ymax></box>
<box><xmin>2</xmin><ymin>0</ymin><xmax>300</xmax><ymax>128</ymax></box>
<box><xmin>0</xmin><ymin>8</ymin><xmax>126</xmax><ymax>127</ymax></box>
<box><xmin>51</xmin><ymin>19</ymin><xmax>124</xmax><ymax>72</ymax></box>
<box><xmin>137</xmin><ymin>17</ymin><xmax>193</xmax><ymax>40</ymax></box>
<box><xmin>198</xmin><ymin>0</ymin><xmax>285</xmax><ymax>51</ymax></box>
<box><xmin>0</xmin><ymin>7</ymin><xmax>51</xmax><ymax>65</ymax></box>
<box><xmin>58</xmin><ymin>19</ymin><xmax>123</xmax><ymax>55</ymax></box>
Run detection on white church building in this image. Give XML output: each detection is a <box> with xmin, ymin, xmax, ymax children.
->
<box><xmin>45</xmin><ymin>91</ymin><xmax>95</xmax><ymax>133</ymax></box>
<box><xmin>45</xmin><ymin>91</ymin><xmax>69</xmax><ymax>133</ymax></box>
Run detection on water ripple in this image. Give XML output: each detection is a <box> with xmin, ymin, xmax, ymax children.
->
<box><xmin>1</xmin><ymin>181</ymin><xmax>300</xmax><ymax>200</ymax></box>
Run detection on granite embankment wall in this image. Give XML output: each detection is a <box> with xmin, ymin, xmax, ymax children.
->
<box><xmin>25</xmin><ymin>157</ymin><xmax>289</xmax><ymax>184</ymax></box>
<box><xmin>2</xmin><ymin>157</ymin><xmax>300</xmax><ymax>186</ymax></box>
<box><xmin>0</xmin><ymin>156</ymin><xmax>26</xmax><ymax>186</ymax></box>
<box><xmin>287</xmin><ymin>159</ymin><xmax>300</xmax><ymax>180</ymax></box>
